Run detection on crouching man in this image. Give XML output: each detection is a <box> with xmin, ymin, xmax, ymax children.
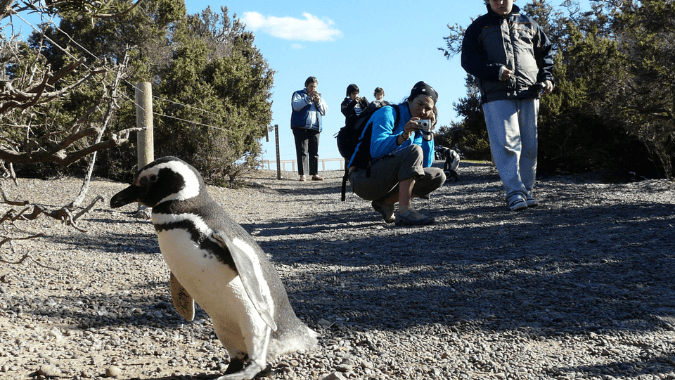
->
<box><xmin>348</xmin><ymin>81</ymin><xmax>446</xmax><ymax>226</ymax></box>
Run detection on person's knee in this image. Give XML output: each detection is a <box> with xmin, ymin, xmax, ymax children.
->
<box><xmin>408</xmin><ymin>144</ymin><xmax>423</xmax><ymax>157</ymax></box>
<box><xmin>428</xmin><ymin>168</ymin><xmax>446</xmax><ymax>189</ymax></box>
<box><xmin>435</xmin><ymin>169</ymin><xmax>447</xmax><ymax>186</ymax></box>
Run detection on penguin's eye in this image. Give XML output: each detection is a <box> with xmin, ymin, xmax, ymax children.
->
<box><xmin>139</xmin><ymin>174</ymin><xmax>158</xmax><ymax>187</ymax></box>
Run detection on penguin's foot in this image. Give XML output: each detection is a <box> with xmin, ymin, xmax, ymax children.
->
<box><xmin>217</xmin><ymin>358</ymin><xmax>266</xmax><ymax>380</ymax></box>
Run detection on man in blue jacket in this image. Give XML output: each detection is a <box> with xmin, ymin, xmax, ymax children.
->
<box><xmin>291</xmin><ymin>76</ymin><xmax>328</xmax><ymax>181</ymax></box>
<box><xmin>461</xmin><ymin>0</ymin><xmax>554</xmax><ymax>211</ymax></box>
<box><xmin>348</xmin><ymin>81</ymin><xmax>446</xmax><ymax>226</ymax></box>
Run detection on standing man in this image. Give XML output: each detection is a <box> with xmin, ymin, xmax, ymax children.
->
<box><xmin>461</xmin><ymin>0</ymin><xmax>554</xmax><ymax>211</ymax></box>
<box><xmin>291</xmin><ymin>76</ymin><xmax>328</xmax><ymax>181</ymax></box>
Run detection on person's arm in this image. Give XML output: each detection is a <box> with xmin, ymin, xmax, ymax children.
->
<box><xmin>292</xmin><ymin>91</ymin><xmax>311</xmax><ymax>111</ymax></box>
<box><xmin>369</xmin><ymin>107</ymin><xmax>402</xmax><ymax>161</ymax></box>
<box><xmin>461</xmin><ymin>22</ymin><xmax>503</xmax><ymax>81</ymax></box>
<box><xmin>534</xmin><ymin>22</ymin><xmax>555</xmax><ymax>92</ymax></box>
<box><xmin>316</xmin><ymin>96</ymin><xmax>328</xmax><ymax>116</ymax></box>
<box><xmin>341</xmin><ymin>98</ymin><xmax>356</xmax><ymax>117</ymax></box>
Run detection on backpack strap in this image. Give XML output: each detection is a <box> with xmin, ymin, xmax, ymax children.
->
<box><xmin>341</xmin><ymin>167</ymin><xmax>348</xmax><ymax>201</ymax></box>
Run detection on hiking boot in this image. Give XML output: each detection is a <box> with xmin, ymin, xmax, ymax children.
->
<box><xmin>508</xmin><ymin>197</ymin><xmax>527</xmax><ymax>211</ymax></box>
<box><xmin>372</xmin><ymin>200</ymin><xmax>395</xmax><ymax>223</ymax></box>
<box><xmin>395</xmin><ymin>209</ymin><xmax>435</xmax><ymax>226</ymax></box>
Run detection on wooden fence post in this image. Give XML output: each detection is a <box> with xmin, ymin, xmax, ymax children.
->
<box><xmin>135</xmin><ymin>82</ymin><xmax>154</xmax><ymax>216</ymax></box>
<box><xmin>274</xmin><ymin>124</ymin><xmax>282</xmax><ymax>180</ymax></box>
<box><xmin>135</xmin><ymin>82</ymin><xmax>154</xmax><ymax>168</ymax></box>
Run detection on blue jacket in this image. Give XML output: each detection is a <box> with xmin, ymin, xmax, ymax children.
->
<box><xmin>349</xmin><ymin>102</ymin><xmax>434</xmax><ymax>168</ymax></box>
<box><xmin>461</xmin><ymin>4</ymin><xmax>554</xmax><ymax>103</ymax></box>
<box><xmin>290</xmin><ymin>89</ymin><xmax>327</xmax><ymax>132</ymax></box>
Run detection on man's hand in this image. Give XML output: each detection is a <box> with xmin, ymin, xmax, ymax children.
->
<box><xmin>542</xmin><ymin>80</ymin><xmax>554</xmax><ymax>95</ymax></box>
<box><xmin>499</xmin><ymin>66</ymin><xmax>513</xmax><ymax>81</ymax></box>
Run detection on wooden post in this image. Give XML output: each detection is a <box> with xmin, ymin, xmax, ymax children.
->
<box><xmin>274</xmin><ymin>124</ymin><xmax>282</xmax><ymax>180</ymax></box>
<box><xmin>135</xmin><ymin>82</ymin><xmax>154</xmax><ymax>168</ymax></box>
<box><xmin>135</xmin><ymin>82</ymin><xmax>154</xmax><ymax>217</ymax></box>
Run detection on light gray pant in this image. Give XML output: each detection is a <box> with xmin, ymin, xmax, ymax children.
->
<box><xmin>482</xmin><ymin>98</ymin><xmax>539</xmax><ymax>202</ymax></box>
<box><xmin>349</xmin><ymin>144</ymin><xmax>446</xmax><ymax>201</ymax></box>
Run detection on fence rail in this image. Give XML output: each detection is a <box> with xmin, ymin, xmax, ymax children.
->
<box><xmin>261</xmin><ymin>158</ymin><xmax>345</xmax><ymax>172</ymax></box>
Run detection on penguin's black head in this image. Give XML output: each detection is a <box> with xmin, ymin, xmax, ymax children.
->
<box><xmin>110</xmin><ymin>156</ymin><xmax>204</xmax><ymax>208</ymax></box>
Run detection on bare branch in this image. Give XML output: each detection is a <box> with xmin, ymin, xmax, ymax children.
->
<box><xmin>0</xmin><ymin>233</ymin><xmax>44</xmax><ymax>249</ymax></box>
<box><xmin>93</xmin><ymin>0</ymin><xmax>146</xmax><ymax>19</ymax></box>
<box><xmin>0</xmin><ymin>126</ymin><xmax>144</xmax><ymax>167</ymax></box>
<box><xmin>72</xmin><ymin>195</ymin><xmax>103</xmax><ymax>221</ymax></box>
<box><xmin>0</xmin><ymin>252</ymin><xmax>58</xmax><ymax>270</ymax></box>
<box><xmin>0</xmin><ymin>60</ymin><xmax>107</xmax><ymax>114</ymax></box>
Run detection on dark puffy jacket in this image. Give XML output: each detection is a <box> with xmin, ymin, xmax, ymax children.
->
<box><xmin>461</xmin><ymin>4</ymin><xmax>554</xmax><ymax>103</ymax></box>
<box><xmin>341</xmin><ymin>96</ymin><xmax>369</xmax><ymax>129</ymax></box>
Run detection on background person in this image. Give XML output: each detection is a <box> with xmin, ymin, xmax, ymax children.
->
<box><xmin>341</xmin><ymin>84</ymin><xmax>369</xmax><ymax>130</ymax></box>
<box><xmin>348</xmin><ymin>81</ymin><xmax>446</xmax><ymax>226</ymax></box>
<box><xmin>461</xmin><ymin>0</ymin><xmax>554</xmax><ymax>211</ymax></box>
<box><xmin>290</xmin><ymin>76</ymin><xmax>328</xmax><ymax>181</ymax></box>
<box><xmin>371</xmin><ymin>87</ymin><xmax>390</xmax><ymax>107</ymax></box>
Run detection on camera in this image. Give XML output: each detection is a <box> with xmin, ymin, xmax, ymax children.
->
<box><xmin>417</xmin><ymin>119</ymin><xmax>433</xmax><ymax>141</ymax></box>
<box><xmin>417</xmin><ymin>119</ymin><xmax>432</xmax><ymax>133</ymax></box>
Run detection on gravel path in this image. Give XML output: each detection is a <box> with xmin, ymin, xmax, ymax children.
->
<box><xmin>1</xmin><ymin>162</ymin><xmax>674</xmax><ymax>380</ymax></box>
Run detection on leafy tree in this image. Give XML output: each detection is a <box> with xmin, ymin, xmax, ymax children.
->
<box><xmin>1</xmin><ymin>0</ymin><xmax>143</xmax><ymax>258</ymax></box>
<box><xmin>435</xmin><ymin>76</ymin><xmax>491</xmax><ymax>160</ymax></box>
<box><xmin>153</xmin><ymin>6</ymin><xmax>274</xmax><ymax>185</ymax></box>
<box><xmin>604</xmin><ymin>0</ymin><xmax>675</xmax><ymax>178</ymax></box>
<box><xmin>37</xmin><ymin>2</ymin><xmax>274</xmax><ymax>185</ymax></box>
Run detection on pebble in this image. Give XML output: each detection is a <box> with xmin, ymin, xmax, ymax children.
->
<box><xmin>322</xmin><ymin>372</ymin><xmax>347</xmax><ymax>380</ymax></box>
<box><xmin>38</xmin><ymin>364</ymin><xmax>61</xmax><ymax>377</ymax></box>
<box><xmin>105</xmin><ymin>366</ymin><xmax>122</xmax><ymax>378</ymax></box>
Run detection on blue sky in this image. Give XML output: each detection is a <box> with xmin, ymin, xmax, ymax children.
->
<box><xmin>186</xmin><ymin>0</ymin><xmax>485</xmax><ymax>168</ymax></box>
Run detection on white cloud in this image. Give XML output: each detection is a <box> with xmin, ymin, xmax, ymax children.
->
<box><xmin>241</xmin><ymin>12</ymin><xmax>342</xmax><ymax>42</ymax></box>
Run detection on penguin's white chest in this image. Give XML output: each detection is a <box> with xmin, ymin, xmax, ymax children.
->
<box><xmin>152</xmin><ymin>218</ymin><xmax>267</xmax><ymax>353</ymax></box>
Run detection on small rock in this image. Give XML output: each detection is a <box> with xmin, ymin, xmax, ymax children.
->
<box><xmin>105</xmin><ymin>366</ymin><xmax>122</xmax><ymax>378</ymax></box>
<box><xmin>322</xmin><ymin>372</ymin><xmax>346</xmax><ymax>380</ymax></box>
<box><xmin>38</xmin><ymin>364</ymin><xmax>61</xmax><ymax>377</ymax></box>
<box><xmin>336</xmin><ymin>364</ymin><xmax>353</xmax><ymax>372</ymax></box>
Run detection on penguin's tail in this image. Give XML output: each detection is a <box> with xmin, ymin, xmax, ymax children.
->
<box><xmin>268</xmin><ymin>326</ymin><xmax>319</xmax><ymax>359</ymax></box>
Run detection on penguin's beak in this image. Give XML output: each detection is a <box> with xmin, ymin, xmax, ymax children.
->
<box><xmin>110</xmin><ymin>185</ymin><xmax>144</xmax><ymax>208</ymax></box>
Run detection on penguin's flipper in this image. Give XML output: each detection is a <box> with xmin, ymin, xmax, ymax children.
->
<box><xmin>170</xmin><ymin>271</ymin><xmax>195</xmax><ymax>321</ymax></box>
<box><xmin>213</xmin><ymin>231</ymin><xmax>278</xmax><ymax>331</ymax></box>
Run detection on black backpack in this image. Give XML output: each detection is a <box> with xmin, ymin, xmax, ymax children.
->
<box><xmin>335</xmin><ymin>102</ymin><xmax>400</xmax><ymax>201</ymax></box>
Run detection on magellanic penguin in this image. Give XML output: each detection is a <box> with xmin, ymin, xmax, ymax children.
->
<box><xmin>110</xmin><ymin>156</ymin><xmax>317</xmax><ymax>380</ymax></box>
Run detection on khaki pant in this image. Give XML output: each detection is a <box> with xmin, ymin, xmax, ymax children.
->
<box><xmin>349</xmin><ymin>145</ymin><xmax>446</xmax><ymax>201</ymax></box>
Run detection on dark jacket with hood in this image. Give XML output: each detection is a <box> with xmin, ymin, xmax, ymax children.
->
<box><xmin>461</xmin><ymin>4</ymin><xmax>554</xmax><ymax>104</ymax></box>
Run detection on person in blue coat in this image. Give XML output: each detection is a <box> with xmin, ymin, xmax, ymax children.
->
<box><xmin>461</xmin><ymin>0</ymin><xmax>554</xmax><ymax>211</ymax></box>
<box><xmin>348</xmin><ymin>81</ymin><xmax>446</xmax><ymax>226</ymax></box>
<box><xmin>291</xmin><ymin>76</ymin><xmax>328</xmax><ymax>181</ymax></box>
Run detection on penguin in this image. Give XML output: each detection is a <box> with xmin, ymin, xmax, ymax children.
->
<box><xmin>110</xmin><ymin>156</ymin><xmax>317</xmax><ymax>380</ymax></box>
